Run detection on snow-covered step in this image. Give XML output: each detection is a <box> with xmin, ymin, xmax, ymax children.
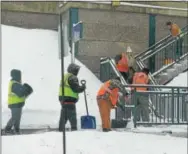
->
<box><xmin>157</xmin><ymin>72</ymin><xmax>170</xmax><ymax>84</ymax></box>
<box><xmin>172</xmin><ymin>63</ymin><xmax>184</xmax><ymax>73</ymax></box>
<box><xmin>166</xmin><ymin>68</ymin><xmax>179</xmax><ymax>78</ymax></box>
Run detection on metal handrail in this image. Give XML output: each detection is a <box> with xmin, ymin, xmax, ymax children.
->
<box><xmin>135</xmin><ymin>25</ymin><xmax>188</xmax><ymax>59</ymax></box>
<box><xmin>135</xmin><ymin>27</ymin><xmax>188</xmax><ymax>86</ymax></box>
<box><xmin>142</xmin><ymin>31</ymin><xmax>188</xmax><ymax>61</ymax></box>
<box><xmin>124</xmin><ymin>84</ymin><xmax>188</xmax><ymax>89</ymax></box>
<box><xmin>100</xmin><ymin>57</ymin><xmax>128</xmax><ymax>85</ymax></box>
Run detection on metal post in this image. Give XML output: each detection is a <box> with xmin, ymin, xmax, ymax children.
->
<box><xmin>133</xmin><ymin>89</ymin><xmax>137</xmax><ymax>128</ymax></box>
<box><xmin>71</xmin><ymin>40</ymin><xmax>75</xmax><ymax>64</ymax></box>
<box><xmin>59</xmin><ymin>14</ymin><xmax>66</xmax><ymax>154</ymax></box>
<box><xmin>177</xmin><ymin>88</ymin><xmax>180</xmax><ymax>123</ymax></box>
<box><xmin>69</xmin><ymin>8</ymin><xmax>78</xmax><ymax>64</ymax></box>
<box><xmin>148</xmin><ymin>14</ymin><xmax>156</xmax><ymax>73</ymax></box>
<box><xmin>171</xmin><ymin>88</ymin><xmax>175</xmax><ymax>124</ymax></box>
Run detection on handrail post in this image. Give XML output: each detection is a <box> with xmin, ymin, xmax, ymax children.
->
<box><xmin>177</xmin><ymin>88</ymin><xmax>180</xmax><ymax>124</ymax></box>
<box><xmin>171</xmin><ymin>88</ymin><xmax>175</xmax><ymax>124</ymax></box>
<box><xmin>133</xmin><ymin>89</ymin><xmax>137</xmax><ymax>128</ymax></box>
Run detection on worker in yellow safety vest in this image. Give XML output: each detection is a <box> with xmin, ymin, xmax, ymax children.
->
<box><xmin>5</xmin><ymin>69</ymin><xmax>33</xmax><ymax>134</ymax></box>
<box><xmin>58</xmin><ymin>63</ymin><xmax>86</xmax><ymax>131</ymax></box>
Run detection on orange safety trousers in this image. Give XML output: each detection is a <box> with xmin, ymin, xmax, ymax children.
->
<box><xmin>97</xmin><ymin>98</ymin><xmax>112</xmax><ymax>129</ymax></box>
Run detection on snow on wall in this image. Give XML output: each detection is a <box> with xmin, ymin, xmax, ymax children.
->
<box><xmin>167</xmin><ymin>71</ymin><xmax>188</xmax><ymax>87</ymax></box>
<box><xmin>1</xmin><ymin>25</ymin><xmax>102</xmax><ymax>128</ymax></box>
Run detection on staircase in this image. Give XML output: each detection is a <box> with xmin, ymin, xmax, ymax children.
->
<box><xmin>135</xmin><ymin>25</ymin><xmax>188</xmax><ymax>85</ymax></box>
<box><xmin>99</xmin><ymin>25</ymin><xmax>188</xmax><ymax>123</ymax></box>
<box><xmin>100</xmin><ymin>57</ymin><xmax>131</xmax><ymax>92</ymax></box>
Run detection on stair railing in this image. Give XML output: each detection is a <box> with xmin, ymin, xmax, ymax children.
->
<box><xmin>135</xmin><ymin>25</ymin><xmax>188</xmax><ymax>85</ymax></box>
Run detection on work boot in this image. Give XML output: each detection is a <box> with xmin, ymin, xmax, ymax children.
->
<box><xmin>71</xmin><ymin>127</ymin><xmax>77</xmax><ymax>131</ymax></box>
<box><xmin>14</xmin><ymin>128</ymin><xmax>21</xmax><ymax>135</ymax></box>
<box><xmin>107</xmin><ymin>129</ymin><xmax>112</xmax><ymax>131</ymax></box>
<box><xmin>4</xmin><ymin>129</ymin><xmax>14</xmax><ymax>134</ymax></box>
<box><xmin>103</xmin><ymin>128</ymin><xmax>111</xmax><ymax>132</ymax></box>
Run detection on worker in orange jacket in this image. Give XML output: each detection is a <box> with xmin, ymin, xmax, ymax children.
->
<box><xmin>132</xmin><ymin>68</ymin><xmax>150</xmax><ymax>121</ymax></box>
<box><xmin>166</xmin><ymin>21</ymin><xmax>183</xmax><ymax>57</ymax></box>
<box><xmin>115</xmin><ymin>53</ymin><xmax>129</xmax><ymax>81</ymax></box>
<box><xmin>97</xmin><ymin>77</ymin><xmax>128</xmax><ymax>132</ymax></box>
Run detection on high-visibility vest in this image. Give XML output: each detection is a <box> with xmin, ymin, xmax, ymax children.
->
<box><xmin>116</xmin><ymin>53</ymin><xmax>129</xmax><ymax>72</ymax></box>
<box><xmin>132</xmin><ymin>72</ymin><xmax>149</xmax><ymax>91</ymax></box>
<box><xmin>8</xmin><ymin>80</ymin><xmax>25</xmax><ymax>105</ymax></box>
<box><xmin>97</xmin><ymin>80</ymin><xmax>119</xmax><ymax>106</ymax></box>
<box><xmin>59</xmin><ymin>73</ymin><xmax>79</xmax><ymax>99</ymax></box>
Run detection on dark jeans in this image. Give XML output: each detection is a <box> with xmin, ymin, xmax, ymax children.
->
<box><xmin>176</xmin><ymin>38</ymin><xmax>183</xmax><ymax>58</ymax></box>
<box><xmin>59</xmin><ymin>104</ymin><xmax>77</xmax><ymax>131</ymax></box>
<box><xmin>120</xmin><ymin>72</ymin><xmax>129</xmax><ymax>82</ymax></box>
<box><xmin>5</xmin><ymin>107</ymin><xmax>22</xmax><ymax>132</ymax></box>
<box><xmin>135</xmin><ymin>94</ymin><xmax>150</xmax><ymax>122</ymax></box>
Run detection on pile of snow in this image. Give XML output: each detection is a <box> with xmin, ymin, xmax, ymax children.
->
<box><xmin>2</xmin><ymin>131</ymin><xmax>187</xmax><ymax>154</ymax></box>
<box><xmin>2</xmin><ymin>25</ymin><xmax>102</xmax><ymax>128</ymax></box>
<box><xmin>167</xmin><ymin>71</ymin><xmax>187</xmax><ymax>87</ymax></box>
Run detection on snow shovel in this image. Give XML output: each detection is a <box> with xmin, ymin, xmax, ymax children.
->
<box><xmin>80</xmin><ymin>80</ymin><xmax>96</xmax><ymax>129</ymax></box>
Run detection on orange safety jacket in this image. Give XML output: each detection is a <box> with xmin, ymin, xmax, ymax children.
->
<box><xmin>170</xmin><ymin>24</ymin><xmax>181</xmax><ymax>37</ymax></box>
<box><xmin>132</xmin><ymin>72</ymin><xmax>149</xmax><ymax>91</ymax></box>
<box><xmin>116</xmin><ymin>53</ymin><xmax>129</xmax><ymax>73</ymax></box>
<box><xmin>97</xmin><ymin>80</ymin><xmax>119</xmax><ymax>106</ymax></box>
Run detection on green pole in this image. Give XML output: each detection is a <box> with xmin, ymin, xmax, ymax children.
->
<box><xmin>148</xmin><ymin>14</ymin><xmax>156</xmax><ymax>73</ymax></box>
<box><xmin>69</xmin><ymin>8</ymin><xmax>79</xmax><ymax>56</ymax></box>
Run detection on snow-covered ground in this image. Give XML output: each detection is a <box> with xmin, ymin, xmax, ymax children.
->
<box><xmin>2</xmin><ymin>25</ymin><xmax>187</xmax><ymax>154</ymax></box>
<box><xmin>2</xmin><ymin>131</ymin><xmax>187</xmax><ymax>154</ymax></box>
<box><xmin>1</xmin><ymin>25</ymin><xmax>102</xmax><ymax>129</ymax></box>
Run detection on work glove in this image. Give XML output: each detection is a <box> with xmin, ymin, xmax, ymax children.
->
<box><xmin>82</xmin><ymin>84</ymin><xmax>86</xmax><ymax>90</ymax></box>
<box><xmin>117</xmin><ymin>95</ymin><xmax>125</xmax><ymax>111</ymax></box>
<box><xmin>118</xmin><ymin>92</ymin><xmax>123</xmax><ymax>97</ymax></box>
<box><xmin>23</xmin><ymin>83</ymin><xmax>33</xmax><ymax>97</ymax></box>
<box><xmin>112</xmin><ymin>105</ymin><xmax>117</xmax><ymax>109</ymax></box>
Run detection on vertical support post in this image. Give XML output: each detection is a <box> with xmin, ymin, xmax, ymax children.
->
<box><xmin>71</xmin><ymin>41</ymin><xmax>75</xmax><ymax>63</ymax></box>
<box><xmin>133</xmin><ymin>89</ymin><xmax>137</xmax><ymax>128</ymax></box>
<box><xmin>171</xmin><ymin>88</ymin><xmax>175</xmax><ymax>124</ymax></box>
<box><xmin>148</xmin><ymin>14</ymin><xmax>156</xmax><ymax>73</ymax></box>
<box><xmin>177</xmin><ymin>88</ymin><xmax>180</xmax><ymax>123</ymax></box>
<box><xmin>69</xmin><ymin>8</ymin><xmax>79</xmax><ymax>62</ymax></box>
<box><xmin>59</xmin><ymin>14</ymin><xmax>66</xmax><ymax>154</ymax></box>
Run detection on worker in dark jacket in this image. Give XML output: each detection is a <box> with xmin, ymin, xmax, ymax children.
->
<box><xmin>5</xmin><ymin>69</ymin><xmax>33</xmax><ymax>134</ymax></box>
<box><xmin>59</xmin><ymin>63</ymin><xmax>86</xmax><ymax>131</ymax></box>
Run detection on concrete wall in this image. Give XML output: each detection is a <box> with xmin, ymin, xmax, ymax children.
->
<box><xmin>77</xmin><ymin>8</ymin><xmax>187</xmax><ymax>77</ymax></box>
<box><xmin>78</xmin><ymin>9</ymin><xmax>149</xmax><ymax>76</ymax></box>
<box><xmin>1</xmin><ymin>10</ymin><xmax>58</xmax><ymax>30</ymax></box>
<box><xmin>1</xmin><ymin>1</ymin><xmax>58</xmax><ymax>13</ymax></box>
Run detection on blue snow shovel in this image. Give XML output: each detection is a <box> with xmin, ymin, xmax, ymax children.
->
<box><xmin>80</xmin><ymin>80</ymin><xmax>96</xmax><ymax>129</ymax></box>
